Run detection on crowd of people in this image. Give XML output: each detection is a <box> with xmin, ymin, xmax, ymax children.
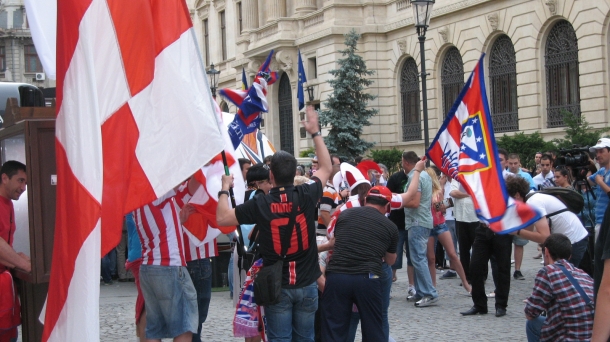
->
<box><xmin>4</xmin><ymin>106</ymin><xmax>610</xmax><ymax>341</ymax></box>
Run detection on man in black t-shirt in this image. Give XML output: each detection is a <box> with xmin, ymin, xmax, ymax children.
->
<box><xmin>217</xmin><ymin>105</ymin><xmax>331</xmax><ymax>342</ymax></box>
<box><xmin>387</xmin><ymin>169</ymin><xmax>413</xmax><ymax>288</ymax></box>
<box><xmin>320</xmin><ymin>186</ymin><xmax>398</xmax><ymax>342</ymax></box>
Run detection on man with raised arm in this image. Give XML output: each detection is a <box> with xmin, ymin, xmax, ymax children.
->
<box><xmin>217</xmin><ymin>105</ymin><xmax>331</xmax><ymax>342</ymax></box>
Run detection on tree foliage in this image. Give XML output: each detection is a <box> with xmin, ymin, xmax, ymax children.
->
<box><xmin>552</xmin><ymin>111</ymin><xmax>610</xmax><ymax>150</ymax></box>
<box><xmin>319</xmin><ymin>29</ymin><xmax>378</xmax><ymax>160</ymax></box>
<box><xmin>496</xmin><ymin>132</ymin><xmax>555</xmax><ymax>171</ymax></box>
<box><xmin>368</xmin><ymin>148</ymin><xmax>403</xmax><ymax>174</ymax></box>
<box><xmin>299</xmin><ymin>147</ymin><xmax>315</xmax><ymax>158</ymax></box>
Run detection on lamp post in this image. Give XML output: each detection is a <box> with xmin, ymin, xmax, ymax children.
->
<box><xmin>206</xmin><ymin>63</ymin><xmax>220</xmax><ymax>98</ymax></box>
<box><xmin>306</xmin><ymin>83</ymin><xmax>314</xmax><ymax>103</ymax></box>
<box><xmin>411</xmin><ymin>0</ymin><xmax>434</xmax><ymax>161</ymax></box>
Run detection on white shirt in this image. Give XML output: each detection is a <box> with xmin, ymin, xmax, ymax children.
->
<box><xmin>444</xmin><ymin>180</ymin><xmax>454</xmax><ymax>220</ymax></box>
<box><xmin>450</xmin><ymin>179</ymin><xmax>478</xmax><ymax>223</ymax></box>
<box><xmin>527</xmin><ymin>193</ymin><xmax>588</xmax><ymax>244</ymax></box>
<box><xmin>533</xmin><ymin>172</ymin><xmax>553</xmax><ymax>188</ymax></box>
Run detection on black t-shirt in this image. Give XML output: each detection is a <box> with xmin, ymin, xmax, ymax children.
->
<box><xmin>594</xmin><ymin>204</ymin><xmax>610</xmax><ymax>298</ymax></box>
<box><xmin>386</xmin><ymin>171</ymin><xmax>408</xmax><ymax>230</ymax></box>
<box><xmin>235</xmin><ymin>178</ymin><xmax>323</xmax><ymax>288</ymax></box>
<box><xmin>327</xmin><ymin>206</ymin><xmax>398</xmax><ymax>277</ymax></box>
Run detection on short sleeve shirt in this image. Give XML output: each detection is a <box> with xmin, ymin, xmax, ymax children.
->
<box><xmin>404</xmin><ymin>169</ymin><xmax>433</xmax><ymax>229</ymax></box>
<box><xmin>527</xmin><ymin>193</ymin><xmax>588</xmax><ymax>243</ymax></box>
<box><xmin>0</xmin><ymin>196</ymin><xmax>15</xmax><ymax>273</ymax></box>
<box><xmin>589</xmin><ymin>167</ymin><xmax>610</xmax><ymax>225</ymax></box>
<box><xmin>235</xmin><ymin>178</ymin><xmax>323</xmax><ymax>289</ymax></box>
<box><xmin>450</xmin><ymin>179</ymin><xmax>478</xmax><ymax>223</ymax></box>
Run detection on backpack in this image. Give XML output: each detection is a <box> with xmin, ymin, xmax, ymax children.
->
<box><xmin>525</xmin><ymin>187</ymin><xmax>584</xmax><ymax>220</ymax></box>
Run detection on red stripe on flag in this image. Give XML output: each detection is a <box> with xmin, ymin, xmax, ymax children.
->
<box><xmin>42</xmin><ymin>142</ymin><xmax>101</xmax><ymax>341</ymax></box>
<box><xmin>55</xmin><ymin>0</ymin><xmax>92</xmax><ymax>113</ymax></box>
<box><xmin>107</xmin><ymin>0</ymin><xmax>155</xmax><ymax>96</ymax></box>
<box><xmin>150</xmin><ymin>0</ymin><xmax>192</xmax><ymax>56</ymax></box>
<box><xmin>101</xmin><ymin>104</ymin><xmax>156</xmax><ymax>255</ymax></box>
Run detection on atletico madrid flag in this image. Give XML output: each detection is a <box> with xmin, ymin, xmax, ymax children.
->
<box><xmin>426</xmin><ymin>54</ymin><xmax>540</xmax><ymax>233</ymax></box>
<box><xmin>43</xmin><ymin>0</ymin><xmax>225</xmax><ymax>341</ymax></box>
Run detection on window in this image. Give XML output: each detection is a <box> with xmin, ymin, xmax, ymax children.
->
<box><xmin>278</xmin><ymin>73</ymin><xmax>294</xmax><ymax>154</ymax></box>
<box><xmin>221</xmin><ymin>102</ymin><xmax>229</xmax><ymax>113</ymax></box>
<box><xmin>12</xmin><ymin>9</ymin><xmax>22</xmax><ymax>29</ymax></box>
<box><xmin>24</xmin><ymin>45</ymin><xmax>42</xmax><ymax>73</ymax></box>
<box><xmin>237</xmin><ymin>2</ymin><xmax>243</xmax><ymax>34</ymax></box>
<box><xmin>489</xmin><ymin>35</ymin><xmax>518</xmax><ymax>132</ymax></box>
<box><xmin>203</xmin><ymin>19</ymin><xmax>210</xmax><ymax>65</ymax></box>
<box><xmin>308</xmin><ymin>57</ymin><xmax>317</xmax><ymax>79</ymax></box>
<box><xmin>545</xmin><ymin>20</ymin><xmax>580</xmax><ymax>128</ymax></box>
<box><xmin>400</xmin><ymin>58</ymin><xmax>421</xmax><ymax>141</ymax></box>
<box><xmin>220</xmin><ymin>11</ymin><xmax>227</xmax><ymax>61</ymax></box>
<box><xmin>0</xmin><ymin>46</ymin><xmax>6</xmax><ymax>71</ymax></box>
<box><xmin>441</xmin><ymin>47</ymin><xmax>464</xmax><ymax>118</ymax></box>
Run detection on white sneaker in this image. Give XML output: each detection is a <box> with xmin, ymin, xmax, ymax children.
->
<box><xmin>408</xmin><ymin>286</ymin><xmax>416</xmax><ymax>297</ymax></box>
<box><xmin>415</xmin><ymin>296</ymin><xmax>439</xmax><ymax>307</ymax></box>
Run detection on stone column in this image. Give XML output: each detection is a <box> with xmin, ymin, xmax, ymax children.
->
<box><xmin>242</xmin><ymin>0</ymin><xmax>258</xmax><ymax>31</ymax></box>
<box><xmin>295</xmin><ymin>0</ymin><xmax>316</xmax><ymax>15</ymax></box>
<box><xmin>266</xmin><ymin>0</ymin><xmax>286</xmax><ymax>23</ymax></box>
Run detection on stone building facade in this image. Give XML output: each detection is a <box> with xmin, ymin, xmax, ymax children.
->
<box><xmin>0</xmin><ymin>0</ymin><xmax>54</xmax><ymax>89</ymax></box>
<box><xmin>189</xmin><ymin>0</ymin><xmax>610</xmax><ymax>157</ymax></box>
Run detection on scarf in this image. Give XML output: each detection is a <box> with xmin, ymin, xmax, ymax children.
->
<box><xmin>233</xmin><ymin>258</ymin><xmax>266</xmax><ymax>340</ymax></box>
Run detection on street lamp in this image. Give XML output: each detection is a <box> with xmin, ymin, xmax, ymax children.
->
<box><xmin>206</xmin><ymin>63</ymin><xmax>220</xmax><ymax>98</ymax></box>
<box><xmin>306</xmin><ymin>83</ymin><xmax>314</xmax><ymax>103</ymax></box>
<box><xmin>411</xmin><ymin>0</ymin><xmax>434</xmax><ymax>160</ymax></box>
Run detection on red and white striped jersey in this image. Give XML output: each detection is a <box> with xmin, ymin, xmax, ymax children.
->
<box><xmin>134</xmin><ymin>183</ymin><xmax>192</xmax><ymax>267</ymax></box>
<box><xmin>182</xmin><ymin>233</ymin><xmax>218</xmax><ymax>261</ymax></box>
<box><xmin>326</xmin><ymin>194</ymin><xmax>403</xmax><ymax>237</ymax></box>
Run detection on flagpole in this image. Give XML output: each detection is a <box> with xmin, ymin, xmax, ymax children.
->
<box><xmin>221</xmin><ymin>150</ymin><xmax>247</xmax><ymax>256</ymax></box>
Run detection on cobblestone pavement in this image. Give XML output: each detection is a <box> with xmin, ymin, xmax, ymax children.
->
<box><xmin>22</xmin><ymin>242</ymin><xmax>547</xmax><ymax>341</ymax></box>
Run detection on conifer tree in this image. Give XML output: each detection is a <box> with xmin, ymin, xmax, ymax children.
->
<box><xmin>319</xmin><ymin>29</ymin><xmax>378</xmax><ymax>160</ymax></box>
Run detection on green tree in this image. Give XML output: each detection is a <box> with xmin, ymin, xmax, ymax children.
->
<box><xmin>299</xmin><ymin>147</ymin><xmax>315</xmax><ymax>158</ymax></box>
<box><xmin>552</xmin><ymin>110</ymin><xmax>610</xmax><ymax>150</ymax></box>
<box><xmin>319</xmin><ymin>29</ymin><xmax>378</xmax><ymax>160</ymax></box>
<box><xmin>496</xmin><ymin>132</ymin><xmax>555</xmax><ymax>171</ymax></box>
<box><xmin>368</xmin><ymin>148</ymin><xmax>403</xmax><ymax>174</ymax></box>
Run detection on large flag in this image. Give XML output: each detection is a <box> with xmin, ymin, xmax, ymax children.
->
<box><xmin>426</xmin><ymin>54</ymin><xmax>540</xmax><ymax>233</ymax></box>
<box><xmin>43</xmin><ymin>0</ymin><xmax>225</xmax><ymax>340</ymax></box>
<box><xmin>219</xmin><ymin>50</ymin><xmax>278</xmax><ymax>149</ymax></box>
<box><xmin>24</xmin><ymin>0</ymin><xmax>56</xmax><ymax>79</ymax></box>
<box><xmin>297</xmin><ymin>49</ymin><xmax>307</xmax><ymax>111</ymax></box>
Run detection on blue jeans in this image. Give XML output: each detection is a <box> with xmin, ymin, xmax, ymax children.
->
<box><xmin>186</xmin><ymin>258</ymin><xmax>212</xmax><ymax>342</ymax></box>
<box><xmin>526</xmin><ymin>316</ymin><xmax>545</xmax><ymax>342</ymax></box>
<box><xmin>265</xmin><ymin>281</ymin><xmax>318</xmax><ymax>342</ymax></box>
<box><xmin>570</xmin><ymin>237</ymin><xmax>588</xmax><ymax>268</ymax></box>
<box><xmin>392</xmin><ymin>230</ymin><xmax>411</xmax><ymax>269</ymax></box>
<box><xmin>101</xmin><ymin>249</ymin><xmax>116</xmax><ymax>283</ymax></box>
<box><xmin>408</xmin><ymin>226</ymin><xmax>438</xmax><ymax>298</ymax></box>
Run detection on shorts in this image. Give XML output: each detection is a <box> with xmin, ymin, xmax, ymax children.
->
<box><xmin>429</xmin><ymin>223</ymin><xmax>449</xmax><ymax>238</ymax></box>
<box><xmin>513</xmin><ymin>235</ymin><xmax>529</xmax><ymax>246</ymax></box>
<box><xmin>139</xmin><ymin>265</ymin><xmax>198</xmax><ymax>339</ymax></box>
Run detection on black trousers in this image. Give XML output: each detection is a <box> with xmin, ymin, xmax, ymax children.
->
<box><xmin>470</xmin><ymin>224</ymin><xmax>513</xmax><ymax>311</ymax></box>
<box><xmin>456</xmin><ymin>220</ymin><xmax>478</xmax><ymax>281</ymax></box>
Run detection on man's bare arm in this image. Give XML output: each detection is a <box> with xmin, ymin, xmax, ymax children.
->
<box><xmin>0</xmin><ymin>237</ymin><xmax>30</xmax><ymax>272</ymax></box>
<box><xmin>513</xmin><ymin>216</ymin><xmax>550</xmax><ymax>244</ymax></box>
<box><xmin>216</xmin><ymin>174</ymin><xmax>239</xmax><ymax>227</ymax></box>
<box><xmin>384</xmin><ymin>252</ymin><xmax>397</xmax><ymax>266</ymax></box>
<box><xmin>303</xmin><ymin>106</ymin><xmax>331</xmax><ymax>185</ymax></box>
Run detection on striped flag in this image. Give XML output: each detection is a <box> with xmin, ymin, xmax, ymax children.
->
<box><xmin>426</xmin><ymin>54</ymin><xmax>540</xmax><ymax>233</ymax></box>
<box><xmin>43</xmin><ymin>0</ymin><xmax>225</xmax><ymax>340</ymax></box>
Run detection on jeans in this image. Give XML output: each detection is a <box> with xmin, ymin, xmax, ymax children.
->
<box><xmin>457</xmin><ymin>221</ymin><xmax>478</xmax><ymax>282</ymax></box>
<box><xmin>525</xmin><ymin>316</ymin><xmax>545</xmax><ymax>342</ymax></box>
<box><xmin>408</xmin><ymin>226</ymin><xmax>438</xmax><ymax>298</ymax></box>
<box><xmin>570</xmin><ymin>237</ymin><xmax>588</xmax><ymax>268</ymax></box>
<box><xmin>101</xmin><ymin>250</ymin><xmax>116</xmax><ymax>283</ymax></box>
<box><xmin>186</xmin><ymin>258</ymin><xmax>212</xmax><ymax>342</ymax></box>
<box><xmin>321</xmin><ymin>274</ymin><xmax>384</xmax><ymax>342</ymax></box>
<box><xmin>470</xmin><ymin>225</ymin><xmax>512</xmax><ymax>311</ymax></box>
<box><xmin>392</xmin><ymin>230</ymin><xmax>411</xmax><ymax>269</ymax></box>
<box><xmin>265</xmin><ymin>281</ymin><xmax>318</xmax><ymax>342</ymax></box>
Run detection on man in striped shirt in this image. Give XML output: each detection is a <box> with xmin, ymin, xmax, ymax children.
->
<box><xmin>525</xmin><ymin>234</ymin><xmax>595</xmax><ymax>342</ymax></box>
<box><xmin>134</xmin><ymin>178</ymin><xmax>200</xmax><ymax>342</ymax></box>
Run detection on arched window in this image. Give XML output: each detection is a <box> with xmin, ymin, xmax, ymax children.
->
<box><xmin>400</xmin><ymin>58</ymin><xmax>421</xmax><ymax>141</ymax></box>
<box><xmin>545</xmin><ymin>20</ymin><xmax>580</xmax><ymax>128</ymax></box>
<box><xmin>441</xmin><ymin>47</ymin><xmax>464</xmax><ymax>118</ymax></box>
<box><xmin>278</xmin><ymin>73</ymin><xmax>294</xmax><ymax>155</ymax></box>
<box><xmin>489</xmin><ymin>35</ymin><xmax>518</xmax><ymax>132</ymax></box>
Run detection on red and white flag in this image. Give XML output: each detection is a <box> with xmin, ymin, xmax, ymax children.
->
<box><xmin>43</xmin><ymin>0</ymin><xmax>225</xmax><ymax>340</ymax></box>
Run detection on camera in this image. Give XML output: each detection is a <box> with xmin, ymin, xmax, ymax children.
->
<box><xmin>555</xmin><ymin>145</ymin><xmax>591</xmax><ymax>180</ymax></box>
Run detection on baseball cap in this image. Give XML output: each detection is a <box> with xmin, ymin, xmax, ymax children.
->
<box><xmin>589</xmin><ymin>138</ymin><xmax>610</xmax><ymax>152</ymax></box>
<box><xmin>367</xmin><ymin>185</ymin><xmax>392</xmax><ymax>202</ymax></box>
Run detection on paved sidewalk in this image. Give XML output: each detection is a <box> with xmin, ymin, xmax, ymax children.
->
<box><xmin>22</xmin><ymin>241</ymin><xmax>548</xmax><ymax>341</ymax></box>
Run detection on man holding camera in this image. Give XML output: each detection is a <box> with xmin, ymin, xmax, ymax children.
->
<box><xmin>588</xmin><ymin>138</ymin><xmax>610</xmax><ymax>240</ymax></box>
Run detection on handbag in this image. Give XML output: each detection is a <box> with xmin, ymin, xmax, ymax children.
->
<box><xmin>253</xmin><ymin>188</ymin><xmax>298</xmax><ymax>306</ymax></box>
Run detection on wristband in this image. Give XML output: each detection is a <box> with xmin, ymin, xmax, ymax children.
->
<box><xmin>218</xmin><ymin>190</ymin><xmax>230</xmax><ymax>198</ymax></box>
<box><xmin>413</xmin><ymin>169</ymin><xmax>421</xmax><ymax>173</ymax></box>
<box><xmin>311</xmin><ymin>131</ymin><xmax>321</xmax><ymax>138</ymax></box>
